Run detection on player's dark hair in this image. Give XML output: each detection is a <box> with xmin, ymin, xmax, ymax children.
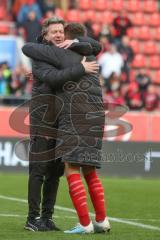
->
<box><xmin>64</xmin><ymin>23</ymin><xmax>87</xmax><ymax>39</ymax></box>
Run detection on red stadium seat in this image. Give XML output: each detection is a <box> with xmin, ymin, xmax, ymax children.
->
<box><xmin>110</xmin><ymin>0</ymin><xmax>124</xmax><ymax>12</ymax></box>
<box><xmin>132</xmin><ymin>54</ymin><xmax>146</xmax><ymax>68</ymax></box>
<box><xmin>142</xmin><ymin>0</ymin><xmax>158</xmax><ymax>13</ymax></box>
<box><xmin>126</xmin><ymin>0</ymin><xmax>141</xmax><ymax>12</ymax></box>
<box><xmin>127</xmin><ymin>27</ymin><xmax>139</xmax><ymax>39</ymax></box>
<box><xmin>132</xmin><ymin>12</ymin><xmax>146</xmax><ymax>26</ymax></box>
<box><xmin>80</xmin><ymin>11</ymin><xmax>86</xmax><ymax>23</ymax></box>
<box><xmin>0</xmin><ymin>24</ymin><xmax>10</xmax><ymax>34</ymax></box>
<box><xmin>95</xmin><ymin>12</ymin><xmax>103</xmax><ymax>23</ymax></box>
<box><xmin>0</xmin><ymin>6</ymin><xmax>6</xmax><ymax>20</ymax></box>
<box><xmin>81</xmin><ymin>10</ymin><xmax>96</xmax><ymax>22</ymax></box>
<box><xmin>148</xmin><ymin>56</ymin><xmax>160</xmax><ymax>69</ymax></box>
<box><xmin>66</xmin><ymin>9</ymin><xmax>81</xmax><ymax>22</ymax></box>
<box><xmin>93</xmin><ymin>0</ymin><xmax>109</xmax><ymax>11</ymax></box>
<box><xmin>55</xmin><ymin>8</ymin><xmax>65</xmax><ymax>19</ymax></box>
<box><xmin>137</xmin><ymin>26</ymin><xmax>151</xmax><ymax>40</ymax></box>
<box><xmin>79</xmin><ymin>0</ymin><xmax>93</xmax><ymax>10</ymax></box>
<box><xmin>152</xmin><ymin>27</ymin><xmax>160</xmax><ymax>40</ymax></box>
<box><xmin>152</xmin><ymin>70</ymin><xmax>160</xmax><ymax>84</ymax></box>
<box><xmin>143</xmin><ymin>41</ymin><xmax>158</xmax><ymax>55</ymax></box>
<box><xmin>130</xmin><ymin>40</ymin><xmax>141</xmax><ymax>54</ymax></box>
<box><xmin>148</xmin><ymin>13</ymin><xmax>160</xmax><ymax>27</ymax></box>
<box><xmin>102</xmin><ymin>11</ymin><xmax>114</xmax><ymax>24</ymax></box>
<box><xmin>92</xmin><ymin>23</ymin><xmax>101</xmax><ymax>37</ymax></box>
<box><xmin>0</xmin><ymin>0</ymin><xmax>7</xmax><ymax>9</ymax></box>
<box><xmin>95</xmin><ymin>11</ymin><xmax>114</xmax><ymax>24</ymax></box>
<box><xmin>127</xmin><ymin>27</ymin><xmax>141</xmax><ymax>39</ymax></box>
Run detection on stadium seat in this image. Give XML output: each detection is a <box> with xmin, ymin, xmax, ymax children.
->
<box><xmin>152</xmin><ymin>27</ymin><xmax>160</xmax><ymax>40</ymax></box>
<box><xmin>143</xmin><ymin>41</ymin><xmax>158</xmax><ymax>55</ymax></box>
<box><xmin>148</xmin><ymin>13</ymin><xmax>160</xmax><ymax>27</ymax></box>
<box><xmin>0</xmin><ymin>6</ymin><xmax>6</xmax><ymax>20</ymax></box>
<box><xmin>95</xmin><ymin>12</ymin><xmax>103</xmax><ymax>23</ymax></box>
<box><xmin>127</xmin><ymin>27</ymin><xmax>138</xmax><ymax>39</ymax></box>
<box><xmin>81</xmin><ymin>10</ymin><xmax>96</xmax><ymax>22</ymax></box>
<box><xmin>110</xmin><ymin>0</ymin><xmax>124</xmax><ymax>12</ymax></box>
<box><xmin>79</xmin><ymin>0</ymin><xmax>93</xmax><ymax>10</ymax></box>
<box><xmin>137</xmin><ymin>26</ymin><xmax>151</xmax><ymax>40</ymax></box>
<box><xmin>142</xmin><ymin>0</ymin><xmax>158</xmax><ymax>13</ymax></box>
<box><xmin>0</xmin><ymin>0</ymin><xmax>7</xmax><ymax>9</ymax></box>
<box><xmin>0</xmin><ymin>24</ymin><xmax>10</xmax><ymax>34</ymax></box>
<box><xmin>132</xmin><ymin>54</ymin><xmax>146</xmax><ymax>68</ymax></box>
<box><xmin>130</xmin><ymin>40</ymin><xmax>141</xmax><ymax>54</ymax></box>
<box><xmin>55</xmin><ymin>8</ymin><xmax>65</xmax><ymax>19</ymax></box>
<box><xmin>126</xmin><ymin>28</ymin><xmax>132</xmax><ymax>38</ymax></box>
<box><xmin>158</xmin><ymin>42</ymin><xmax>160</xmax><ymax>54</ymax></box>
<box><xmin>152</xmin><ymin>70</ymin><xmax>160</xmax><ymax>84</ymax></box>
<box><xmin>92</xmin><ymin>23</ymin><xmax>101</xmax><ymax>37</ymax></box>
<box><xmin>95</xmin><ymin>11</ymin><xmax>114</xmax><ymax>24</ymax></box>
<box><xmin>148</xmin><ymin>55</ymin><xmax>160</xmax><ymax>69</ymax></box>
<box><xmin>66</xmin><ymin>9</ymin><xmax>81</xmax><ymax>22</ymax></box>
<box><xmin>125</xmin><ymin>0</ymin><xmax>141</xmax><ymax>12</ymax></box>
<box><xmin>101</xmin><ymin>11</ymin><xmax>114</xmax><ymax>24</ymax></box>
<box><xmin>132</xmin><ymin>12</ymin><xmax>146</xmax><ymax>26</ymax></box>
<box><xmin>93</xmin><ymin>0</ymin><xmax>109</xmax><ymax>11</ymax></box>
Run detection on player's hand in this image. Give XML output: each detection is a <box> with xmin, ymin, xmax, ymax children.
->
<box><xmin>57</xmin><ymin>40</ymin><xmax>75</xmax><ymax>49</ymax></box>
<box><xmin>81</xmin><ymin>56</ymin><xmax>99</xmax><ymax>74</ymax></box>
<box><xmin>25</xmin><ymin>72</ymin><xmax>33</xmax><ymax>80</ymax></box>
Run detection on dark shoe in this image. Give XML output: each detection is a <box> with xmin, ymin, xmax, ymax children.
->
<box><xmin>24</xmin><ymin>217</ymin><xmax>48</xmax><ymax>232</ymax></box>
<box><xmin>42</xmin><ymin>218</ymin><xmax>61</xmax><ymax>231</ymax></box>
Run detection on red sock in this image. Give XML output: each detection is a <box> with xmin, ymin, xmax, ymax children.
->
<box><xmin>84</xmin><ymin>171</ymin><xmax>106</xmax><ymax>222</ymax></box>
<box><xmin>67</xmin><ymin>173</ymin><xmax>90</xmax><ymax>226</ymax></box>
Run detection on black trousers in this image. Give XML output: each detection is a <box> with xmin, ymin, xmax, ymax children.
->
<box><xmin>28</xmin><ymin>135</ymin><xmax>64</xmax><ymax>219</ymax></box>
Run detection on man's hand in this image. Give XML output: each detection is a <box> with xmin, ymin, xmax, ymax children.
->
<box><xmin>26</xmin><ymin>72</ymin><xmax>33</xmax><ymax>80</ymax></box>
<box><xmin>57</xmin><ymin>40</ymin><xmax>76</xmax><ymax>49</ymax></box>
<box><xmin>81</xmin><ymin>56</ymin><xmax>99</xmax><ymax>74</ymax></box>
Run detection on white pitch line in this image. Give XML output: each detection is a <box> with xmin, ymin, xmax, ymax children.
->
<box><xmin>0</xmin><ymin>195</ymin><xmax>27</xmax><ymax>203</ymax></box>
<box><xmin>116</xmin><ymin>218</ymin><xmax>160</xmax><ymax>222</ymax></box>
<box><xmin>0</xmin><ymin>214</ymin><xmax>25</xmax><ymax>217</ymax></box>
<box><xmin>108</xmin><ymin>217</ymin><xmax>160</xmax><ymax>231</ymax></box>
<box><xmin>0</xmin><ymin>195</ymin><xmax>160</xmax><ymax>231</ymax></box>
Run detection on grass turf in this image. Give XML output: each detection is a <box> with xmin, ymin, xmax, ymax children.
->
<box><xmin>0</xmin><ymin>172</ymin><xmax>160</xmax><ymax>240</ymax></box>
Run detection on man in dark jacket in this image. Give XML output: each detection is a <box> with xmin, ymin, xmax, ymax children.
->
<box><xmin>22</xmin><ymin>18</ymin><xmax>99</xmax><ymax>232</ymax></box>
<box><xmin>22</xmin><ymin>23</ymin><xmax>111</xmax><ymax>234</ymax></box>
<box><xmin>22</xmin><ymin>23</ymin><xmax>103</xmax><ymax>167</ymax></box>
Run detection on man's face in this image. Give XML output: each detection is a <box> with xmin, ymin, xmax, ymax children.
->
<box><xmin>45</xmin><ymin>23</ymin><xmax>65</xmax><ymax>45</ymax></box>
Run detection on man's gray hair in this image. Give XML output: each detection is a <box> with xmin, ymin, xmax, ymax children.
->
<box><xmin>41</xmin><ymin>17</ymin><xmax>65</xmax><ymax>37</ymax></box>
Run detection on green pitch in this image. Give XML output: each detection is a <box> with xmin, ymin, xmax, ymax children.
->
<box><xmin>0</xmin><ymin>172</ymin><xmax>160</xmax><ymax>240</ymax></box>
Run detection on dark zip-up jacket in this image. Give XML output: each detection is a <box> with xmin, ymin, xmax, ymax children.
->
<box><xmin>22</xmin><ymin>38</ymin><xmax>104</xmax><ymax>168</ymax></box>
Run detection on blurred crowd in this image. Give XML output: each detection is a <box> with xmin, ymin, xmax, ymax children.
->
<box><xmin>0</xmin><ymin>0</ymin><xmax>159</xmax><ymax>110</ymax></box>
<box><xmin>97</xmin><ymin>28</ymin><xmax>159</xmax><ymax>111</ymax></box>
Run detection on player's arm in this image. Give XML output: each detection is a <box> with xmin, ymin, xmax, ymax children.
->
<box><xmin>58</xmin><ymin>37</ymin><xmax>102</xmax><ymax>56</ymax></box>
<box><xmin>22</xmin><ymin>43</ymin><xmax>61</xmax><ymax>68</ymax></box>
<box><xmin>32</xmin><ymin>60</ymin><xmax>85</xmax><ymax>90</ymax></box>
<box><xmin>22</xmin><ymin>42</ymin><xmax>93</xmax><ymax>65</ymax></box>
<box><xmin>32</xmin><ymin>58</ymin><xmax>99</xmax><ymax>90</ymax></box>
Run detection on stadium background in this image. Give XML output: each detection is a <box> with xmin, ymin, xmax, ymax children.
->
<box><xmin>0</xmin><ymin>0</ymin><xmax>160</xmax><ymax>239</ymax></box>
